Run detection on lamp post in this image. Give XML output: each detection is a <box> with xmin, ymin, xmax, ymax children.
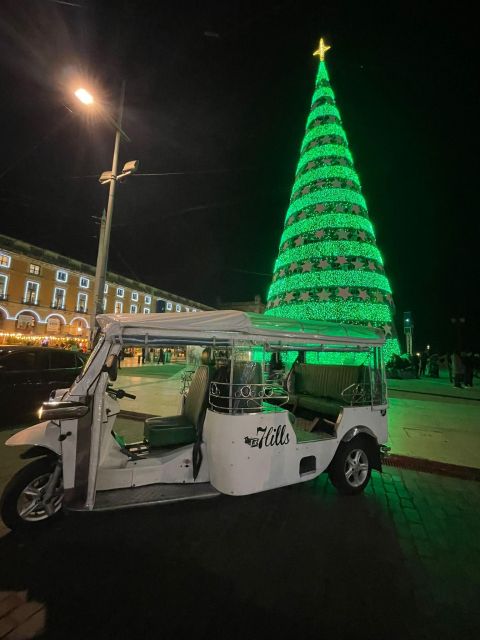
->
<box><xmin>74</xmin><ymin>82</ymin><xmax>138</xmax><ymax>344</ymax></box>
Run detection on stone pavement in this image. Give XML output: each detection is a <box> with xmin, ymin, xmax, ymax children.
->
<box><xmin>0</xmin><ymin>467</ymin><xmax>478</xmax><ymax>639</ymax></box>
<box><xmin>1</xmin><ymin>363</ymin><xmax>479</xmax><ymax>637</ymax></box>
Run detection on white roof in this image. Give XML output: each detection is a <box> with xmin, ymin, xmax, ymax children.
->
<box><xmin>96</xmin><ymin>310</ymin><xmax>385</xmax><ymax>347</ymax></box>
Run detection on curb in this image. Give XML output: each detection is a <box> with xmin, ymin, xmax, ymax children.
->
<box><xmin>384</xmin><ymin>453</ymin><xmax>480</xmax><ymax>482</ymax></box>
<box><xmin>388</xmin><ymin>387</ymin><xmax>480</xmax><ymax>402</ymax></box>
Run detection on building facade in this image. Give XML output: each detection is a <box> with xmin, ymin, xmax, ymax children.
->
<box><xmin>0</xmin><ymin>234</ymin><xmax>213</xmax><ymax>345</ymax></box>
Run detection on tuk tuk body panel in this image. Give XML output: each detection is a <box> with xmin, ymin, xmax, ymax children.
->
<box><xmin>204</xmin><ymin>410</ymin><xmax>337</xmax><ymax>495</ymax></box>
<box><xmin>95</xmin><ymin>443</ymin><xmax>210</xmax><ymax>491</ymax></box>
<box><xmin>337</xmin><ymin>405</ymin><xmax>388</xmax><ymax>444</ymax></box>
<box><xmin>5</xmin><ymin>420</ymin><xmax>61</xmax><ymax>456</ymax></box>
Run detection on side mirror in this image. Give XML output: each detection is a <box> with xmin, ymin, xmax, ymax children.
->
<box><xmin>39</xmin><ymin>401</ymin><xmax>89</xmax><ymax>421</ymax></box>
<box><xmin>102</xmin><ymin>353</ymin><xmax>118</xmax><ymax>381</ymax></box>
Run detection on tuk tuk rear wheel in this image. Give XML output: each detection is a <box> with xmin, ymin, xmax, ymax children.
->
<box><xmin>0</xmin><ymin>457</ymin><xmax>63</xmax><ymax>531</ymax></box>
<box><xmin>329</xmin><ymin>436</ymin><xmax>373</xmax><ymax>495</ymax></box>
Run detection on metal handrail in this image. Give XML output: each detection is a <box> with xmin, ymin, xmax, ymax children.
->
<box><xmin>340</xmin><ymin>382</ymin><xmax>372</xmax><ymax>406</ymax></box>
<box><xmin>209</xmin><ymin>381</ymin><xmax>289</xmax><ymax>414</ymax></box>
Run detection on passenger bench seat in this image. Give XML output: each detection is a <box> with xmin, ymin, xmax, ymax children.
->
<box><xmin>144</xmin><ymin>365</ymin><xmax>210</xmax><ymax>447</ymax></box>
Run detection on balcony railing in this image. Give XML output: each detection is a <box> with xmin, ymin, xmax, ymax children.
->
<box><xmin>51</xmin><ymin>303</ymin><xmax>66</xmax><ymax>310</ymax></box>
<box><xmin>22</xmin><ymin>298</ymin><xmax>39</xmax><ymax>305</ymax></box>
<box><xmin>75</xmin><ymin>306</ymin><xmax>88</xmax><ymax>314</ymax></box>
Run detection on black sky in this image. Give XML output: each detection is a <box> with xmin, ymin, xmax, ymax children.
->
<box><xmin>0</xmin><ymin>0</ymin><xmax>479</xmax><ymax>351</ymax></box>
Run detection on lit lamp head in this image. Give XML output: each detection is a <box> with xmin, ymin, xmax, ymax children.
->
<box><xmin>74</xmin><ymin>87</ymin><xmax>94</xmax><ymax>105</ymax></box>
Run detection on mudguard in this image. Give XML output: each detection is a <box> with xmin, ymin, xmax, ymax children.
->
<box><xmin>5</xmin><ymin>421</ymin><xmax>61</xmax><ymax>457</ymax></box>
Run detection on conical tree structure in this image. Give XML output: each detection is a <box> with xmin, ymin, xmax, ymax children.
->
<box><xmin>265</xmin><ymin>39</ymin><xmax>400</xmax><ymax>362</ymax></box>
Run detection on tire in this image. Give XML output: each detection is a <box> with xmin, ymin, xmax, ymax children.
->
<box><xmin>329</xmin><ymin>435</ymin><xmax>374</xmax><ymax>495</ymax></box>
<box><xmin>0</xmin><ymin>457</ymin><xmax>63</xmax><ymax>531</ymax></box>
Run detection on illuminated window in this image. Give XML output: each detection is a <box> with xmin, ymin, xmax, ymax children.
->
<box><xmin>166</xmin><ymin>302</ymin><xmax>173</xmax><ymax>311</ymax></box>
<box><xmin>104</xmin><ymin>283</ymin><xmax>109</xmax><ymax>294</ymax></box>
<box><xmin>176</xmin><ymin>304</ymin><xmax>181</xmax><ymax>312</ymax></box>
<box><xmin>52</xmin><ymin>287</ymin><xmax>65</xmax><ymax>309</ymax></box>
<box><xmin>130</xmin><ymin>304</ymin><xmax>138</xmax><ymax>313</ymax></box>
<box><xmin>79</xmin><ymin>276</ymin><xmax>90</xmax><ymax>288</ymax></box>
<box><xmin>114</xmin><ymin>301</ymin><xmax>123</xmax><ymax>314</ymax></box>
<box><xmin>0</xmin><ymin>274</ymin><xmax>8</xmax><ymax>299</ymax></box>
<box><xmin>29</xmin><ymin>264</ymin><xmax>41</xmax><ymax>276</ymax></box>
<box><xmin>131</xmin><ymin>291</ymin><xmax>138</xmax><ymax>301</ymax></box>
<box><xmin>77</xmin><ymin>292</ymin><xmax>88</xmax><ymax>313</ymax></box>
<box><xmin>56</xmin><ymin>270</ymin><xmax>68</xmax><ymax>283</ymax></box>
<box><xmin>143</xmin><ymin>307</ymin><xmax>150</xmax><ymax>314</ymax></box>
<box><xmin>116</xmin><ymin>287</ymin><xmax>124</xmax><ymax>298</ymax></box>
<box><xmin>0</xmin><ymin>254</ymin><xmax>11</xmax><ymax>268</ymax></box>
<box><xmin>24</xmin><ymin>281</ymin><xmax>39</xmax><ymax>304</ymax></box>
<box><xmin>144</xmin><ymin>295</ymin><xmax>151</xmax><ymax>305</ymax></box>
<box><xmin>103</xmin><ymin>297</ymin><xmax>107</xmax><ymax>311</ymax></box>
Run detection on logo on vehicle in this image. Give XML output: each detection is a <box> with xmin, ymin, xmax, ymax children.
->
<box><xmin>244</xmin><ymin>425</ymin><xmax>290</xmax><ymax>449</ymax></box>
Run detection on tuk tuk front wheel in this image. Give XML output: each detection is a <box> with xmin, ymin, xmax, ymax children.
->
<box><xmin>0</xmin><ymin>457</ymin><xmax>64</xmax><ymax>531</ymax></box>
<box><xmin>329</xmin><ymin>436</ymin><xmax>373</xmax><ymax>495</ymax></box>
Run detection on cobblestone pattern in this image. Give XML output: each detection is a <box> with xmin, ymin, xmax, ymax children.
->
<box><xmin>0</xmin><ymin>468</ymin><xmax>479</xmax><ymax>639</ymax></box>
<box><xmin>0</xmin><ymin>592</ymin><xmax>45</xmax><ymax>639</ymax></box>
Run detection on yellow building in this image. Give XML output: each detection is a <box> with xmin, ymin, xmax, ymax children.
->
<box><xmin>0</xmin><ymin>234</ymin><xmax>213</xmax><ymax>345</ymax></box>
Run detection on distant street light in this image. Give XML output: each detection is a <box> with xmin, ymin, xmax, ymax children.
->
<box><xmin>74</xmin><ymin>81</ymin><xmax>139</xmax><ymax>343</ymax></box>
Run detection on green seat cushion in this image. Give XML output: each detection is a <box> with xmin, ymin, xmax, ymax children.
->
<box><xmin>144</xmin><ymin>415</ymin><xmax>196</xmax><ymax>447</ymax></box>
<box><xmin>296</xmin><ymin>394</ymin><xmax>341</xmax><ymax>417</ymax></box>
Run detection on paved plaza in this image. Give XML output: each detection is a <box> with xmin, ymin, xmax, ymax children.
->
<box><xmin>0</xmin><ymin>467</ymin><xmax>479</xmax><ymax>639</ymax></box>
<box><xmin>1</xmin><ymin>364</ymin><xmax>479</xmax><ymax>638</ymax></box>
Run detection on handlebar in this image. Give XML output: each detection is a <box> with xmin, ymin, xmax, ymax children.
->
<box><xmin>107</xmin><ymin>387</ymin><xmax>136</xmax><ymax>400</ymax></box>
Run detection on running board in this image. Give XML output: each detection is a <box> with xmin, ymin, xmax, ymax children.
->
<box><xmin>92</xmin><ymin>483</ymin><xmax>220</xmax><ymax>512</ymax></box>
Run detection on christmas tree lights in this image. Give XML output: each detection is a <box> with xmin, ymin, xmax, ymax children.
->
<box><xmin>265</xmin><ymin>39</ymin><xmax>400</xmax><ymax>362</ymax></box>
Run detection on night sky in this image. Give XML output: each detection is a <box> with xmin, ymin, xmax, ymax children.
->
<box><xmin>0</xmin><ymin>0</ymin><xmax>478</xmax><ymax>352</ymax></box>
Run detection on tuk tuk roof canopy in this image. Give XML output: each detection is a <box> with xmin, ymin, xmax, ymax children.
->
<box><xmin>96</xmin><ymin>310</ymin><xmax>385</xmax><ymax>348</ymax></box>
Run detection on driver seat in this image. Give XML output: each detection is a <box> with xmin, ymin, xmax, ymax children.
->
<box><xmin>144</xmin><ymin>365</ymin><xmax>210</xmax><ymax>448</ymax></box>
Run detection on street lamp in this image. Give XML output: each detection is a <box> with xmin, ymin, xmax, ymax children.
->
<box><xmin>74</xmin><ymin>81</ymin><xmax>139</xmax><ymax>343</ymax></box>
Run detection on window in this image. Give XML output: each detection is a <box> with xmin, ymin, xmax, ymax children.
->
<box><xmin>144</xmin><ymin>295</ymin><xmax>151</xmax><ymax>305</ymax></box>
<box><xmin>143</xmin><ymin>307</ymin><xmax>150</xmax><ymax>314</ymax></box>
<box><xmin>114</xmin><ymin>301</ymin><xmax>123</xmax><ymax>314</ymax></box>
<box><xmin>2</xmin><ymin>351</ymin><xmax>48</xmax><ymax>371</ymax></box>
<box><xmin>50</xmin><ymin>350</ymin><xmax>76</xmax><ymax>369</ymax></box>
<box><xmin>103</xmin><ymin>297</ymin><xmax>107</xmax><ymax>311</ymax></box>
<box><xmin>104</xmin><ymin>283</ymin><xmax>109</xmax><ymax>294</ymax></box>
<box><xmin>79</xmin><ymin>276</ymin><xmax>90</xmax><ymax>289</ymax></box>
<box><xmin>56</xmin><ymin>270</ymin><xmax>68</xmax><ymax>283</ymax></box>
<box><xmin>0</xmin><ymin>274</ymin><xmax>8</xmax><ymax>299</ymax></box>
<box><xmin>131</xmin><ymin>291</ymin><xmax>138</xmax><ymax>301</ymax></box>
<box><xmin>116</xmin><ymin>287</ymin><xmax>124</xmax><ymax>298</ymax></box>
<box><xmin>29</xmin><ymin>264</ymin><xmax>41</xmax><ymax>276</ymax></box>
<box><xmin>24</xmin><ymin>281</ymin><xmax>39</xmax><ymax>304</ymax></box>
<box><xmin>52</xmin><ymin>287</ymin><xmax>65</xmax><ymax>309</ymax></box>
<box><xmin>130</xmin><ymin>304</ymin><xmax>138</xmax><ymax>314</ymax></box>
<box><xmin>176</xmin><ymin>304</ymin><xmax>181</xmax><ymax>312</ymax></box>
<box><xmin>77</xmin><ymin>292</ymin><xmax>88</xmax><ymax>313</ymax></box>
<box><xmin>0</xmin><ymin>254</ymin><xmax>11</xmax><ymax>268</ymax></box>
<box><xmin>166</xmin><ymin>302</ymin><xmax>173</xmax><ymax>311</ymax></box>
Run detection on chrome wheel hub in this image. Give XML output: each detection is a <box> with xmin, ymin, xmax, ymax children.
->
<box><xmin>344</xmin><ymin>449</ymin><xmax>369</xmax><ymax>487</ymax></box>
<box><xmin>17</xmin><ymin>472</ymin><xmax>63</xmax><ymax>522</ymax></box>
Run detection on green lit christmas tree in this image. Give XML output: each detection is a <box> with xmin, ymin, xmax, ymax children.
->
<box><xmin>265</xmin><ymin>38</ymin><xmax>400</xmax><ymax>362</ymax></box>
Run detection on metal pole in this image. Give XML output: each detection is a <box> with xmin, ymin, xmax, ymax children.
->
<box><xmin>90</xmin><ymin>209</ymin><xmax>106</xmax><ymax>338</ymax></box>
<box><xmin>90</xmin><ymin>81</ymin><xmax>125</xmax><ymax>344</ymax></box>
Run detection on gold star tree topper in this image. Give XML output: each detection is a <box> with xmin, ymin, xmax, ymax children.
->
<box><xmin>313</xmin><ymin>37</ymin><xmax>331</xmax><ymax>61</ymax></box>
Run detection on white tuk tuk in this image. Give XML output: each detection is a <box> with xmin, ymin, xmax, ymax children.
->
<box><xmin>1</xmin><ymin>311</ymin><xmax>389</xmax><ymax>530</ymax></box>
